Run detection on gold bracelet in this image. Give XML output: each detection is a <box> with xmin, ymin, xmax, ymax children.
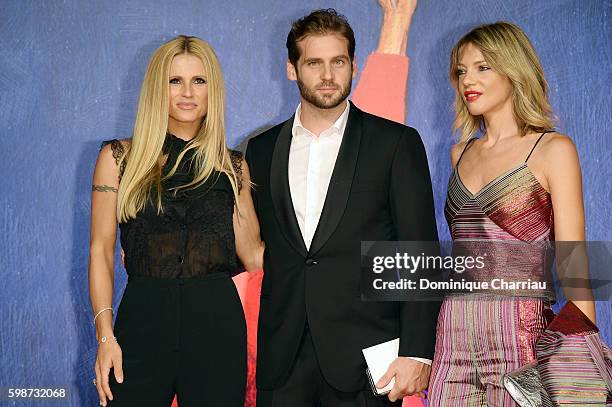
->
<box><xmin>92</xmin><ymin>307</ymin><xmax>113</xmax><ymax>326</ymax></box>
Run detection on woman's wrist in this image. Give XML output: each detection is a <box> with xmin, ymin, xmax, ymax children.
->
<box><xmin>378</xmin><ymin>15</ymin><xmax>412</xmax><ymax>55</ymax></box>
<box><xmin>96</xmin><ymin>327</ymin><xmax>115</xmax><ymax>342</ymax></box>
<box><xmin>97</xmin><ymin>335</ymin><xmax>118</xmax><ymax>345</ymax></box>
<box><xmin>95</xmin><ymin>315</ymin><xmax>115</xmax><ymax>342</ymax></box>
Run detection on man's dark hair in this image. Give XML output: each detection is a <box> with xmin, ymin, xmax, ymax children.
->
<box><xmin>286</xmin><ymin>8</ymin><xmax>356</xmax><ymax>67</ymax></box>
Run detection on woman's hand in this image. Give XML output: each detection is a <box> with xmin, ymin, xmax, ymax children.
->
<box><xmin>376</xmin><ymin>0</ymin><xmax>418</xmax><ymax>55</ymax></box>
<box><xmin>94</xmin><ymin>337</ymin><xmax>123</xmax><ymax>406</ymax></box>
<box><xmin>378</xmin><ymin>0</ymin><xmax>418</xmax><ymax>16</ymax></box>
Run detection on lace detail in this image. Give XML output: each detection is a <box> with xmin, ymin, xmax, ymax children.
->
<box><xmin>230</xmin><ymin>150</ymin><xmax>243</xmax><ymax>192</ymax></box>
<box><xmin>101</xmin><ymin>139</ymin><xmax>128</xmax><ymax>180</ymax></box>
<box><xmin>119</xmin><ymin>133</ymin><xmax>241</xmax><ymax>279</ymax></box>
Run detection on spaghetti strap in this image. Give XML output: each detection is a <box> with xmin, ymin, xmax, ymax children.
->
<box><xmin>525</xmin><ymin>131</ymin><xmax>551</xmax><ymax>162</ymax></box>
<box><xmin>456</xmin><ymin>137</ymin><xmax>477</xmax><ymax>167</ymax></box>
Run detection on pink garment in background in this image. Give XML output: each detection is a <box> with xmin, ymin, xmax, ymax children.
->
<box><xmin>353</xmin><ymin>53</ymin><xmax>409</xmax><ymax>124</ymax></box>
<box><xmin>233</xmin><ymin>270</ymin><xmax>263</xmax><ymax>407</ymax></box>
<box><xmin>173</xmin><ymin>52</ymin><xmax>416</xmax><ymax>407</ymax></box>
<box><xmin>354</xmin><ymin>53</ymin><xmax>424</xmax><ymax>407</ymax></box>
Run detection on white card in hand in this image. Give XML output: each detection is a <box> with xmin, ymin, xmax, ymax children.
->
<box><xmin>362</xmin><ymin>338</ymin><xmax>399</xmax><ymax>395</ymax></box>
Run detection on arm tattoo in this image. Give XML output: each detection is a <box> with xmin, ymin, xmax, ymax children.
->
<box><xmin>92</xmin><ymin>184</ymin><xmax>118</xmax><ymax>193</ymax></box>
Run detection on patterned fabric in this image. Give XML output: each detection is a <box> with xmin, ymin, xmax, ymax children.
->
<box><xmin>103</xmin><ymin>134</ymin><xmax>245</xmax><ymax>279</ymax></box>
<box><xmin>102</xmin><ymin>136</ymin><xmax>243</xmax><ymax>189</ymax></box>
<box><xmin>428</xmin><ymin>297</ymin><xmax>551</xmax><ymax>406</ymax></box>
<box><xmin>445</xmin><ymin>162</ymin><xmax>553</xmax><ymax>242</ymax></box>
<box><xmin>536</xmin><ymin>301</ymin><xmax>612</xmax><ymax>405</ymax></box>
<box><xmin>104</xmin><ymin>139</ymin><xmax>128</xmax><ymax>180</ymax></box>
<box><xmin>445</xmin><ymin>160</ymin><xmax>556</xmax><ymax>299</ymax></box>
<box><xmin>429</xmin><ymin>134</ymin><xmax>556</xmax><ymax>406</ymax></box>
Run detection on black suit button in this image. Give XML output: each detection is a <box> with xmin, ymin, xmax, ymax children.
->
<box><xmin>305</xmin><ymin>258</ymin><xmax>318</xmax><ymax>266</ymax></box>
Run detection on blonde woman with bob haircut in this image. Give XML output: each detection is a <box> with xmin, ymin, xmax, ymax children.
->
<box><xmin>427</xmin><ymin>22</ymin><xmax>596</xmax><ymax>406</ymax></box>
<box><xmin>88</xmin><ymin>35</ymin><xmax>263</xmax><ymax>407</ymax></box>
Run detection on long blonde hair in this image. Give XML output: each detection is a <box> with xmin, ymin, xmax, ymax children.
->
<box><xmin>449</xmin><ymin>22</ymin><xmax>555</xmax><ymax>142</ymax></box>
<box><xmin>117</xmin><ymin>35</ymin><xmax>240</xmax><ymax>222</ymax></box>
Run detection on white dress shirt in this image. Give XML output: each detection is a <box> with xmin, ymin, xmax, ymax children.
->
<box><xmin>287</xmin><ymin>101</ymin><xmax>431</xmax><ymax>366</ymax></box>
<box><xmin>289</xmin><ymin>102</ymin><xmax>349</xmax><ymax>249</ymax></box>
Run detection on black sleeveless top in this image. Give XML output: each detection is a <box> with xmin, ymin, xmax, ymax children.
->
<box><xmin>103</xmin><ymin>134</ymin><xmax>243</xmax><ymax>279</ymax></box>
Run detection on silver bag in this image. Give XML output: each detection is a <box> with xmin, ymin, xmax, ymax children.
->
<box><xmin>502</xmin><ymin>362</ymin><xmax>553</xmax><ymax>407</ymax></box>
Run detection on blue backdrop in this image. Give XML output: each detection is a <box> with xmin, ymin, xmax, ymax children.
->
<box><xmin>1</xmin><ymin>1</ymin><xmax>610</xmax><ymax>405</ymax></box>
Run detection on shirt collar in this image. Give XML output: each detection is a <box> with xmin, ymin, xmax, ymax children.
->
<box><xmin>291</xmin><ymin>101</ymin><xmax>350</xmax><ymax>138</ymax></box>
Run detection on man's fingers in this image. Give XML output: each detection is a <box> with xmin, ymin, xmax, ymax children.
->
<box><xmin>389</xmin><ymin>383</ymin><xmax>416</xmax><ymax>402</ymax></box>
<box><xmin>387</xmin><ymin>383</ymin><xmax>403</xmax><ymax>402</ymax></box>
<box><xmin>387</xmin><ymin>372</ymin><xmax>418</xmax><ymax>402</ymax></box>
<box><xmin>376</xmin><ymin>367</ymin><xmax>395</xmax><ymax>389</ymax></box>
<box><xmin>100</xmin><ymin>364</ymin><xmax>114</xmax><ymax>402</ymax></box>
<box><xmin>403</xmin><ymin>384</ymin><xmax>417</xmax><ymax>396</ymax></box>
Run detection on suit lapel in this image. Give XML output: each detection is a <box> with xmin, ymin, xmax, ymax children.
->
<box><xmin>270</xmin><ymin>117</ymin><xmax>309</xmax><ymax>257</ymax></box>
<box><xmin>308</xmin><ymin>102</ymin><xmax>363</xmax><ymax>256</ymax></box>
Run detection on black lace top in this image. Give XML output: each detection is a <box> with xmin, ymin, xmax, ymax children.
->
<box><xmin>103</xmin><ymin>134</ymin><xmax>243</xmax><ymax>278</ymax></box>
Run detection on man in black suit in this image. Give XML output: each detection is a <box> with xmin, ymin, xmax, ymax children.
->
<box><xmin>246</xmin><ymin>9</ymin><xmax>440</xmax><ymax>407</ymax></box>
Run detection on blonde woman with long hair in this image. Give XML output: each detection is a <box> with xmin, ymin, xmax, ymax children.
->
<box><xmin>88</xmin><ymin>35</ymin><xmax>263</xmax><ymax>406</ymax></box>
<box><xmin>427</xmin><ymin>22</ymin><xmax>595</xmax><ymax>405</ymax></box>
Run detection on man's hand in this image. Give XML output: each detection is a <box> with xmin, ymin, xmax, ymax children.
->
<box><xmin>376</xmin><ymin>356</ymin><xmax>430</xmax><ymax>402</ymax></box>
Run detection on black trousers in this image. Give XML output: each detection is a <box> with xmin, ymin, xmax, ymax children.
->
<box><xmin>257</xmin><ymin>326</ymin><xmax>403</xmax><ymax>407</ymax></box>
<box><xmin>108</xmin><ymin>273</ymin><xmax>246</xmax><ymax>407</ymax></box>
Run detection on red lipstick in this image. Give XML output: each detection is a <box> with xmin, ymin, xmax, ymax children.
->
<box><xmin>464</xmin><ymin>91</ymin><xmax>482</xmax><ymax>102</ymax></box>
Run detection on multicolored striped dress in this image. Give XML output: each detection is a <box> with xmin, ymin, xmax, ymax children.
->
<box><xmin>428</xmin><ymin>132</ymin><xmax>555</xmax><ymax>406</ymax></box>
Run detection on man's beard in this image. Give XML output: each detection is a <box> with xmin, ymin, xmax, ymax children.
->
<box><xmin>296</xmin><ymin>72</ymin><xmax>352</xmax><ymax>109</ymax></box>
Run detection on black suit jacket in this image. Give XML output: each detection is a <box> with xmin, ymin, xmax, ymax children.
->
<box><xmin>246</xmin><ymin>102</ymin><xmax>440</xmax><ymax>392</ymax></box>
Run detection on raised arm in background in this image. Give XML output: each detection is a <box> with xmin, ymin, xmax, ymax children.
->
<box><xmin>352</xmin><ymin>0</ymin><xmax>417</xmax><ymax>123</ymax></box>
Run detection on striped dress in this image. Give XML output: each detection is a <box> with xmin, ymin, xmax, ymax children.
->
<box><xmin>428</xmin><ymin>134</ymin><xmax>555</xmax><ymax>406</ymax></box>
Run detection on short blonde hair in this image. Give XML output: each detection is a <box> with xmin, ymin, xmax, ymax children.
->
<box><xmin>449</xmin><ymin>22</ymin><xmax>555</xmax><ymax>142</ymax></box>
<box><xmin>117</xmin><ymin>35</ymin><xmax>240</xmax><ymax>222</ymax></box>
